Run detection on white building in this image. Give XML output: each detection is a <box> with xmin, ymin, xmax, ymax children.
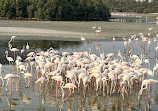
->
<box><xmin>136</xmin><ymin>0</ymin><xmax>153</xmax><ymax>2</ymax></box>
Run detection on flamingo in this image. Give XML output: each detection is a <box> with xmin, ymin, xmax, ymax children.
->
<box><xmin>10</xmin><ymin>36</ymin><xmax>17</xmax><ymax>46</ymax></box>
<box><xmin>81</xmin><ymin>35</ymin><xmax>86</xmax><ymax>42</ymax></box>
<box><xmin>27</xmin><ymin>52</ymin><xmax>35</xmax><ymax>57</ymax></box>
<box><xmin>26</xmin><ymin>42</ymin><xmax>29</xmax><ymax>52</ymax></box>
<box><xmin>3</xmin><ymin>73</ymin><xmax>19</xmax><ymax>95</ymax></box>
<box><xmin>154</xmin><ymin>37</ymin><xmax>157</xmax><ymax>42</ymax></box>
<box><xmin>0</xmin><ymin>63</ymin><xmax>4</xmax><ymax>86</ymax></box>
<box><xmin>61</xmin><ymin>83</ymin><xmax>77</xmax><ymax>101</ymax></box>
<box><xmin>10</xmin><ymin>48</ymin><xmax>19</xmax><ymax>60</ymax></box>
<box><xmin>95</xmin><ymin>27</ymin><xmax>101</xmax><ymax>36</ymax></box>
<box><xmin>5</xmin><ymin>51</ymin><xmax>14</xmax><ymax>71</ymax></box>
<box><xmin>92</xmin><ymin>25</ymin><xmax>96</xmax><ymax>29</ymax></box>
<box><xmin>153</xmin><ymin>63</ymin><xmax>158</xmax><ymax>76</ymax></box>
<box><xmin>35</xmin><ymin>76</ymin><xmax>47</xmax><ymax>88</ymax></box>
<box><xmin>113</xmin><ymin>36</ymin><xmax>115</xmax><ymax>52</ymax></box>
<box><xmin>119</xmin><ymin>80</ymin><xmax>128</xmax><ymax>99</ymax></box>
<box><xmin>30</xmin><ymin>61</ymin><xmax>35</xmax><ymax>74</ymax></box>
<box><xmin>147</xmin><ymin>38</ymin><xmax>151</xmax><ymax>49</ymax></box>
<box><xmin>139</xmin><ymin>79</ymin><xmax>158</xmax><ymax>98</ymax></box>
<box><xmin>96</xmin><ymin>77</ymin><xmax>102</xmax><ymax>92</ymax></box>
<box><xmin>77</xmin><ymin>73</ymin><xmax>88</xmax><ymax>87</ymax></box>
<box><xmin>95</xmin><ymin>29</ymin><xmax>101</xmax><ymax>36</ymax></box>
<box><xmin>155</xmin><ymin>45</ymin><xmax>158</xmax><ymax>59</ymax></box>
<box><xmin>0</xmin><ymin>63</ymin><xmax>2</xmax><ymax>73</ymax></box>
<box><xmin>3</xmin><ymin>33</ymin><xmax>158</xmax><ymax>102</ymax></box>
<box><xmin>21</xmin><ymin>46</ymin><xmax>25</xmax><ymax>56</ymax></box>
<box><xmin>148</xmin><ymin>26</ymin><xmax>153</xmax><ymax>31</ymax></box>
<box><xmin>11</xmin><ymin>36</ymin><xmax>16</xmax><ymax>41</ymax></box>
<box><xmin>144</xmin><ymin>58</ymin><xmax>150</xmax><ymax>69</ymax></box>
<box><xmin>102</xmin><ymin>76</ymin><xmax>109</xmax><ymax>96</ymax></box>
<box><xmin>23</xmin><ymin>73</ymin><xmax>32</xmax><ymax>88</ymax></box>
<box><xmin>51</xmin><ymin>75</ymin><xmax>64</xmax><ymax>98</ymax></box>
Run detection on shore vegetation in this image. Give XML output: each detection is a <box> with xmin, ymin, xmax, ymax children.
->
<box><xmin>0</xmin><ymin>0</ymin><xmax>111</xmax><ymax>21</ymax></box>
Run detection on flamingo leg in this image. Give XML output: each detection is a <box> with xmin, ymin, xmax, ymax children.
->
<box><xmin>0</xmin><ymin>76</ymin><xmax>4</xmax><ymax>86</ymax></box>
<box><xmin>64</xmin><ymin>93</ymin><xmax>71</xmax><ymax>101</ymax></box>
<box><xmin>148</xmin><ymin>84</ymin><xmax>151</xmax><ymax>98</ymax></box>
<box><xmin>103</xmin><ymin>81</ymin><xmax>105</xmax><ymax>96</ymax></box>
<box><xmin>56</xmin><ymin>81</ymin><xmax>59</xmax><ymax>98</ymax></box>
<box><xmin>60</xmin><ymin>82</ymin><xmax>64</xmax><ymax>99</ymax></box>
<box><xmin>14</xmin><ymin>51</ymin><xmax>15</xmax><ymax>60</ymax></box>
<box><xmin>110</xmin><ymin>81</ymin><xmax>114</xmax><ymax>95</ymax></box>
<box><xmin>28</xmin><ymin>78</ymin><xmax>30</xmax><ymax>88</ymax></box>
<box><xmin>24</xmin><ymin>77</ymin><xmax>27</xmax><ymax>87</ymax></box>
<box><xmin>9</xmin><ymin>80</ymin><xmax>12</xmax><ymax>96</ymax></box>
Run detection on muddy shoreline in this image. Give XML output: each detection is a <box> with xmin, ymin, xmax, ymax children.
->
<box><xmin>0</xmin><ymin>21</ymin><xmax>157</xmax><ymax>41</ymax></box>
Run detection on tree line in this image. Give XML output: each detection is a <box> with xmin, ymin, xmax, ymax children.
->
<box><xmin>0</xmin><ymin>0</ymin><xmax>157</xmax><ymax>21</ymax></box>
<box><xmin>0</xmin><ymin>0</ymin><xmax>111</xmax><ymax>21</ymax></box>
<box><xmin>103</xmin><ymin>0</ymin><xmax>158</xmax><ymax>13</ymax></box>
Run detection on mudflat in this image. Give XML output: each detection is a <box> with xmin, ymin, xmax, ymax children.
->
<box><xmin>0</xmin><ymin>20</ymin><xmax>157</xmax><ymax>41</ymax></box>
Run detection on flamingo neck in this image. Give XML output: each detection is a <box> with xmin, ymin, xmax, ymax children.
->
<box><xmin>6</xmin><ymin>52</ymin><xmax>8</xmax><ymax>58</ymax></box>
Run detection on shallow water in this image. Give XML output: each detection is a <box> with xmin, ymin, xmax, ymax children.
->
<box><xmin>0</xmin><ymin>36</ymin><xmax>158</xmax><ymax>111</ymax></box>
<box><xmin>0</xmin><ymin>19</ymin><xmax>158</xmax><ymax>110</ymax></box>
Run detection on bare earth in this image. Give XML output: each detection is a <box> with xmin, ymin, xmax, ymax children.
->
<box><xmin>0</xmin><ymin>20</ymin><xmax>157</xmax><ymax>41</ymax></box>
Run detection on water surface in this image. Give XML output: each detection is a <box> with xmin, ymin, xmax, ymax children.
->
<box><xmin>0</xmin><ymin>19</ymin><xmax>158</xmax><ymax>111</ymax></box>
<box><xmin>0</xmin><ymin>36</ymin><xmax>158</xmax><ymax>111</ymax></box>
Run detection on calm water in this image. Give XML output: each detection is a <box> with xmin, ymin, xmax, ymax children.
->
<box><xmin>0</xmin><ymin>19</ymin><xmax>158</xmax><ymax>111</ymax></box>
<box><xmin>111</xmin><ymin>12</ymin><xmax>158</xmax><ymax>24</ymax></box>
<box><xmin>0</xmin><ymin>36</ymin><xmax>158</xmax><ymax>111</ymax></box>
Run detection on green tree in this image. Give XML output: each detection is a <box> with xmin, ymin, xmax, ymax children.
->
<box><xmin>16</xmin><ymin>0</ymin><xmax>29</xmax><ymax>19</ymax></box>
<box><xmin>27</xmin><ymin>5</ymin><xmax>34</xmax><ymax>18</ymax></box>
<box><xmin>0</xmin><ymin>0</ymin><xmax>111</xmax><ymax>21</ymax></box>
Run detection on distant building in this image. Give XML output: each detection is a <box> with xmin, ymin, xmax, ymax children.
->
<box><xmin>136</xmin><ymin>0</ymin><xmax>153</xmax><ymax>2</ymax></box>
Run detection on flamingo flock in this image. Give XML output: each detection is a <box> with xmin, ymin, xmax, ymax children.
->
<box><xmin>0</xmin><ymin>30</ymin><xmax>158</xmax><ymax>101</ymax></box>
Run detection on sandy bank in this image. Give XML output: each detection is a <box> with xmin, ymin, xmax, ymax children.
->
<box><xmin>0</xmin><ymin>20</ymin><xmax>157</xmax><ymax>41</ymax></box>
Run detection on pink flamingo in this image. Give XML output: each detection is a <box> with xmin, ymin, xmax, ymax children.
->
<box><xmin>5</xmin><ymin>51</ymin><xmax>14</xmax><ymax>71</ymax></box>
<box><xmin>11</xmin><ymin>36</ymin><xmax>16</xmax><ymax>42</ymax></box>
<box><xmin>23</xmin><ymin>73</ymin><xmax>32</xmax><ymax>88</ymax></box>
<box><xmin>139</xmin><ymin>79</ymin><xmax>158</xmax><ymax>98</ymax></box>
<box><xmin>153</xmin><ymin>63</ymin><xmax>158</xmax><ymax>76</ymax></box>
<box><xmin>51</xmin><ymin>75</ymin><xmax>64</xmax><ymax>98</ymax></box>
<box><xmin>10</xmin><ymin>48</ymin><xmax>19</xmax><ymax>60</ymax></box>
<box><xmin>95</xmin><ymin>28</ymin><xmax>101</xmax><ymax>36</ymax></box>
<box><xmin>61</xmin><ymin>83</ymin><xmax>77</xmax><ymax>101</ymax></box>
<box><xmin>65</xmin><ymin>71</ymin><xmax>77</xmax><ymax>83</ymax></box>
<box><xmin>35</xmin><ymin>77</ymin><xmax>47</xmax><ymax>88</ymax></box>
<box><xmin>9</xmin><ymin>36</ymin><xmax>17</xmax><ymax>46</ymax></box>
<box><xmin>3</xmin><ymin>73</ymin><xmax>19</xmax><ymax>95</ymax></box>
<box><xmin>30</xmin><ymin>61</ymin><xmax>35</xmax><ymax>74</ymax></box>
<box><xmin>77</xmin><ymin>73</ymin><xmax>88</xmax><ymax>87</ymax></box>
<box><xmin>102</xmin><ymin>76</ymin><xmax>109</xmax><ymax>96</ymax></box>
<box><xmin>27</xmin><ymin>52</ymin><xmax>35</xmax><ymax>57</ymax></box>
